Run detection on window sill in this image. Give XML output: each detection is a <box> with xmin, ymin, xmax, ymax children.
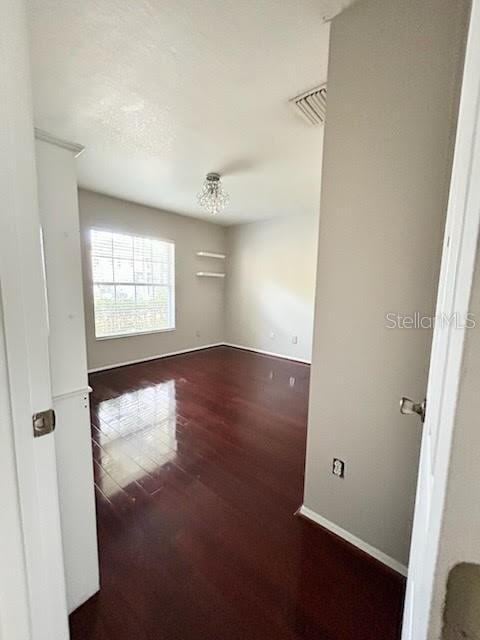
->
<box><xmin>95</xmin><ymin>327</ymin><xmax>176</xmax><ymax>341</ymax></box>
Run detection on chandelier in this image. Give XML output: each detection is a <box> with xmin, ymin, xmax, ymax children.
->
<box><xmin>197</xmin><ymin>172</ymin><xmax>229</xmax><ymax>215</ymax></box>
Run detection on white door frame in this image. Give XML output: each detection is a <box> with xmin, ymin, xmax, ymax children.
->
<box><xmin>402</xmin><ymin>0</ymin><xmax>480</xmax><ymax>637</ymax></box>
<box><xmin>0</xmin><ymin>0</ymin><xmax>69</xmax><ymax>638</ymax></box>
<box><xmin>1</xmin><ymin>0</ymin><xmax>480</xmax><ymax>638</ymax></box>
<box><xmin>0</xmin><ymin>304</ymin><xmax>32</xmax><ymax>640</ymax></box>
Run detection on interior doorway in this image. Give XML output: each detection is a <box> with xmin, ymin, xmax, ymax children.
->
<box><xmin>2</xmin><ymin>1</ymin><xmax>479</xmax><ymax>640</ymax></box>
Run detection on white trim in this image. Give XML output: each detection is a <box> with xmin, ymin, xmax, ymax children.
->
<box><xmin>2</xmin><ymin>6</ymin><xmax>70</xmax><ymax>634</ymax></box>
<box><xmin>34</xmin><ymin>127</ymin><xmax>85</xmax><ymax>157</ymax></box>
<box><xmin>68</xmin><ymin>583</ymin><xmax>100</xmax><ymax>617</ymax></box>
<box><xmin>298</xmin><ymin>505</ymin><xmax>408</xmax><ymax>577</ymax></box>
<box><xmin>224</xmin><ymin>342</ymin><xmax>311</xmax><ymax>364</ymax></box>
<box><xmin>95</xmin><ymin>327</ymin><xmax>176</xmax><ymax>341</ymax></box>
<box><xmin>52</xmin><ymin>386</ymin><xmax>92</xmax><ymax>402</ymax></box>
<box><xmin>0</xmin><ymin>285</ymin><xmax>31</xmax><ymax>639</ymax></box>
<box><xmin>88</xmin><ymin>343</ymin><xmax>312</xmax><ymax>373</ymax></box>
<box><xmin>87</xmin><ymin>343</ymin><xmax>224</xmax><ymax>373</ymax></box>
<box><xmin>88</xmin><ymin>224</ymin><xmax>175</xmax><ymax>247</ymax></box>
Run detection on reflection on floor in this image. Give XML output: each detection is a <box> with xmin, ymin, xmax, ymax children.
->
<box><xmin>92</xmin><ymin>380</ymin><xmax>179</xmax><ymax>498</ymax></box>
<box><xmin>69</xmin><ymin>346</ymin><xmax>405</xmax><ymax>640</ymax></box>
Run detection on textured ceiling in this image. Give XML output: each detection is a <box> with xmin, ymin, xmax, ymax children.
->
<box><xmin>28</xmin><ymin>0</ymin><xmax>354</xmax><ymax>224</ymax></box>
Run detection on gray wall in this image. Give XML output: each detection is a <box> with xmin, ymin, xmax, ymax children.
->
<box><xmin>225</xmin><ymin>213</ymin><xmax>319</xmax><ymax>362</ymax></box>
<box><xmin>80</xmin><ymin>189</ymin><xmax>319</xmax><ymax>369</ymax></box>
<box><xmin>442</xmin><ymin>564</ymin><xmax>480</xmax><ymax>640</ymax></box>
<box><xmin>303</xmin><ymin>0</ymin><xmax>469</xmax><ymax>566</ymax></box>
<box><xmin>79</xmin><ymin>189</ymin><xmax>227</xmax><ymax>371</ymax></box>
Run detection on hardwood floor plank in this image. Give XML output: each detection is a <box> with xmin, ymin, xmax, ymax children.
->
<box><xmin>69</xmin><ymin>346</ymin><xmax>405</xmax><ymax>640</ymax></box>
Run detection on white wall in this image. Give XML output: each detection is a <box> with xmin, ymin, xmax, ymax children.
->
<box><xmin>79</xmin><ymin>189</ymin><xmax>227</xmax><ymax>371</ymax></box>
<box><xmin>303</xmin><ymin>0</ymin><xmax>469</xmax><ymax>568</ymax></box>
<box><xmin>225</xmin><ymin>213</ymin><xmax>319</xmax><ymax>362</ymax></box>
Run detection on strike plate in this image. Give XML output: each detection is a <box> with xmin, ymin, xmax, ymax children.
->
<box><xmin>33</xmin><ymin>409</ymin><xmax>56</xmax><ymax>438</ymax></box>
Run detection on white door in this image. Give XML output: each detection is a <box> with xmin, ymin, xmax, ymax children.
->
<box><xmin>0</xmin><ymin>0</ymin><xmax>70</xmax><ymax>638</ymax></box>
<box><xmin>402</xmin><ymin>2</ymin><xmax>480</xmax><ymax>638</ymax></box>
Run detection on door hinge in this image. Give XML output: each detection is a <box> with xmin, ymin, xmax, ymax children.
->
<box><xmin>33</xmin><ymin>409</ymin><xmax>56</xmax><ymax>438</ymax></box>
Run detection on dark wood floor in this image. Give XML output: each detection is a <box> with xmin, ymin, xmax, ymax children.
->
<box><xmin>69</xmin><ymin>346</ymin><xmax>405</xmax><ymax>640</ymax></box>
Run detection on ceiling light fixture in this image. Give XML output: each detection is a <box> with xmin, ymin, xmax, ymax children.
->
<box><xmin>197</xmin><ymin>172</ymin><xmax>229</xmax><ymax>216</ymax></box>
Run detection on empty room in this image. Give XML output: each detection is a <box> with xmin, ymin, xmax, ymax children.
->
<box><xmin>2</xmin><ymin>1</ymin><xmax>480</xmax><ymax>640</ymax></box>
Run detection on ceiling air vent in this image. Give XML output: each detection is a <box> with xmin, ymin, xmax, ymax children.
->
<box><xmin>290</xmin><ymin>85</ymin><xmax>327</xmax><ymax>125</ymax></box>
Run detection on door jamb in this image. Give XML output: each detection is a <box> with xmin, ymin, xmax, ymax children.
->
<box><xmin>402</xmin><ymin>0</ymin><xmax>480</xmax><ymax>637</ymax></box>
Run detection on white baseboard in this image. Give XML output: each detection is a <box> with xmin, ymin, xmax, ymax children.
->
<box><xmin>87</xmin><ymin>343</ymin><xmax>224</xmax><ymax>373</ymax></box>
<box><xmin>297</xmin><ymin>505</ymin><xmax>408</xmax><ymax>577</ymax></box>
<box><xmin>88</xmin><ymin>342</ymin><xmax>311</xmax><ymax>373</ymax></box>
<box><xmin>224</xmin><ymin>342</ymin><xmax>311</xmax><ymax>364</ymax></box>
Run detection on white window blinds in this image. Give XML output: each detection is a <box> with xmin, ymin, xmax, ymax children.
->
<box><xmin>90</xmin><ymin>229</ymin><xmax>175</xmax><ymax>339</ymax></box>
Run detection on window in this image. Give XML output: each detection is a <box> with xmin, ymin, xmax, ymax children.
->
<box><xmin>90</xmin><ymin>229</ymin><xmax>175</xmax><ymax>339</ymax></box>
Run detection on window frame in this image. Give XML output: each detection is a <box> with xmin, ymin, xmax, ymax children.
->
<box><xmin>88</xmin><ymin>226</ymin><xmax>176</xmax><ymax>340</ymax></box>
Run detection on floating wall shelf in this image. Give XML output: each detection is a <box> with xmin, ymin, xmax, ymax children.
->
<box><xmin>196</xmin><ymin>272</ymin><xmax>226</xmax><ymax>278</ymax></box>
<box><xmin>196</xmin><ymin>251</ymin><xmax>226</xmax><ymax>259</ymax></box>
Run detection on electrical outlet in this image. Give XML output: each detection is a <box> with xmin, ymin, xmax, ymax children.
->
<box><xmin>269</xmin><ymin>331</ymin><xmax>275</xmax><ymax>340</ymax></box>
<box><xmin>292</xmin><ymin>336</ymin><xmax>298</xmax><ymax>344</ymax></box>
<box><xmin>195</xmin><ymin>329</ymin><xmax>201</xmax><ymax>338</ymax></box>
<box><xmin>332</xmin><ymin>458</ymin><xmax>345</xmax><ymax>478</ymax></box>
